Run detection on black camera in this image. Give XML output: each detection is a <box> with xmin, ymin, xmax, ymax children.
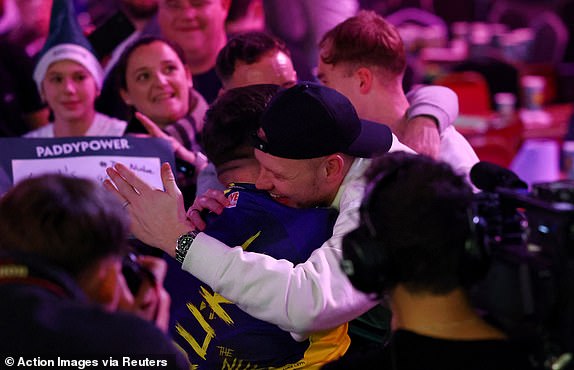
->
<box><xmin>469</xmin><ymin>178</ymin><xmax>574</xmax><ymax>369</ymax></box>
<box><xmin>121</xmin><ymin>252</ymin><xmax>156</xmax><ymax>295</ymax></box>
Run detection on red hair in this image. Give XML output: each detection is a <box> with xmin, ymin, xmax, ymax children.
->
<box><xmin>319</xmin><ymin>11</ymin><xmax>406</xmax><ymax>77</ymax></box>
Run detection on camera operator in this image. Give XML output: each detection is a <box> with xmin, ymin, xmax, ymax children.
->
<box><xmin>0</xmin><ymin>174</ymin><xmax>187</xmax><ymax>367</ymax></box>
<box><xmin>324</xmin><ymin>152</ymin><xmax>533</xmax><ymax>370</ymax></box>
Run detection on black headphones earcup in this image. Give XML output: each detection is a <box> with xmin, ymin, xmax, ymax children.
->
<box><xmin>341</xmin><ymin>225</ymin><xmax>390</xmax><ymax>296</ymax></box>
<box><xmin>342</xmin><ymin>201</ymin><xmax>492</xmax><ymax>293</ymax></box>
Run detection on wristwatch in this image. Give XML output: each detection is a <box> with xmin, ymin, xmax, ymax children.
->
<box><xmin>175</xmin><ymin>230</ymin><xmax>199</xmax><ymax>264</ymax></box>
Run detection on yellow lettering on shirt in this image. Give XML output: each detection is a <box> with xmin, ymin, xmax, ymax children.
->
<box><xmin>241</xmin><ymin>231</ymin><xmax>261</xmax><ymax>250</ymax></box>
<box><xmin>200</xmin><ymin>287</ymin><xmax>233</xmax><ymax>324</ymax></box>
<box><xmin>175</xmin><ymin>302</ymin><xmax>215</xmax><ymax>360</ymax></box>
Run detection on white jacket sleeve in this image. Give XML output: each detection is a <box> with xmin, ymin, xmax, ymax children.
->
<box><xmin>181</xmin><ymin>177</ymin><xmax>377</xmax><ymax>336</ymax></box>
<box><xmin>405</xmin><ymin>85</ymin><xmax>459</xmax><ymax>133</ymax></box>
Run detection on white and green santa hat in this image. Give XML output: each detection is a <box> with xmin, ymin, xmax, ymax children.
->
<box><xmin>33</xmin><ymin>0</ymin><xmax>103</xmax><ymax>92</ymax></box>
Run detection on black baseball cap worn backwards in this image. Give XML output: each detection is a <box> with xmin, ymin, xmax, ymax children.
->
<box><xmin>253</xmin><ymin>82</ymin><xmax>393</xmax><ymax>159</ymax></box>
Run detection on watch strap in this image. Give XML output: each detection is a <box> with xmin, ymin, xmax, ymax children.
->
<box><xmin>175</xmin><ymin>230</ymin><xmax>199</xmax><ymax>264</ymax></box>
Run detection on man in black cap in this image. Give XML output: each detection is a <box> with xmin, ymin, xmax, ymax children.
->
<box><xmin>163</xmin><ymin>85</ymin><xmax>347</xmax><ymax>368</ymax></box>
<box><xmin>105</xmin><ymin>82</ymin><xmax>393</xmax><ymax>344</ymax></box>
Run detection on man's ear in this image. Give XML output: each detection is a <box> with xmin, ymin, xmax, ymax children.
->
<box><xmin>323</xmin><ymin>154</ymin><xmax>346</xmax><ymax>183</ymax></box>
<box><xmin>356</xmin><ymin>67</ymin><xmax>373</xmax><ymax>95</ymax></box>
<box><xmin>77</xmin><ymin>258</ymin><xmax>121</xmax><ymax>311</ymax></box>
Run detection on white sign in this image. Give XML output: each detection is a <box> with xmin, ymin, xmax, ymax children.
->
<box><xmin>0</xmin><ymin>137</ymin><xmax>174</xmax><ymax>194</ymax></box>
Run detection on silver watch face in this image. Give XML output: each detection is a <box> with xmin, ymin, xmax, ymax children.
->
<box><xmin>177</xmin><ymin>234</ymin><xmax>193</xmax><ymax>246</ymax></box>
<box><xmin>176</xmin><ymin>231</ymin><xmax>196</xmax><ymax>263</ymax></box>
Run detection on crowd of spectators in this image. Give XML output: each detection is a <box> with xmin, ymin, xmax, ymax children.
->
<box><xmin>1</xmin><ymin>0</ymin><xmax>572</xmax><ymax>368</ymax></box>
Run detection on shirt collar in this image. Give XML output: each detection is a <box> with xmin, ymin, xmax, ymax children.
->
<box><xmin>330</xmin><ymin>157</ymin><xmax>370</xmax><ymax>210</ymax></box>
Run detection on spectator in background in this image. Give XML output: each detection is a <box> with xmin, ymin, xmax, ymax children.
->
<box><xmin>118</xmin><ymin>0</ymin><xmax>158</xmax><ymax>30</ymax></box>
<box><xmin>215</xmin><ymin>31</ymin><xmax>297</xmax><ymax>91</ymax></box>
<box><xmin>95</xmin><ymin>0</ymin><xmax>158</xmax><ymax>70</ymax></box>
<box><xmin>0</xmin><ymin>39</ymin><xmax>48</xmax><ymax>137</ymax></box>
<box><xmin>0</xmin><ymin>174</ymin><xmax>187</xmax><ymax>368</ymax></box>
<box><xmin>97</xmin><ymin>0</ymin><xmax>230</xmax><ymax>122</ymax></box>
<box><xmin>225</xmin><ymin>0</ymin><xmax>265</xmax><ymax>35</ymax></box>
<box><xmin>317</xmin><ymin>11</ymin><xmax>478</xmax><ymax>177</ymax></box>
<box><xmin>196</xmin><ymin>31</ymin><xmax>297</xmax><ymax>196</ymax></box>
<box><xmin>7</xmin><ymin>0</ymin><xmax>53</xmax><ymax>57</ymax></box>
<box><xmin>0</xmin><ymin>0</ymin><xmax>49</xmax><ymax>138</ymax></box>
<box><xmin>24</xmin><ymin>0</ymin><xmax>126</xmax><ymax>138</ymax></box>
<box><xmin>324</xmin><ymin>152</ymin><xmax>532</xmax><ymax>370</ymax></box>
<box><xmin>166</xmin><ymin>84</ymin><xmax>346</xmax><ymax>368</ymax></box>
<box><xmin>0</xmin><ymin>0</ymin><xmax>20</xmax><ymax>37</ymax></box>
<box><xmin>116</xmin><ymin>36</ymin><xmax>208</xmax><ymax>205</ymax></box>
<box><xmin>94</xmin><ymin>0</ymin><xmax>160</xmax><ymax>122</ymax></box>
<box><xmin>157</xmin><ymin>0</ymin><xmax>230</xmax><ymax>103</ymax></box>
<box><xmin>263</xmin><ymin>0</ymin><xmax>359</xmax><ymax>81</ymax></box>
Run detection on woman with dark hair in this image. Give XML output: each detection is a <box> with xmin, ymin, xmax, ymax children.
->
<box><xmin>117</xmin><ymin>36</ymin><xmax>209</xmax><ymax>203</ymax></box>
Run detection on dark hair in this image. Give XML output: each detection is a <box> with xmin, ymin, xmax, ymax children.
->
<box><xmin>202</xmin><ymin>84</ymin><xmax>281</xmax><ymax>167</ymax></box>
<box><xmin>0</xmin><ymin>175</ymin><xmax>129</xmax><ymax>278</ymax></box>
<box><xmin>319</xmin><ymin>10</ymin><xmax>406</xmax><ymax>77</ymax></box>
<box><xmin>215</xmin><ymin>31</ymin><xmax>291</xmax><ymax>83</ymax></box>
<box><xmin>363</xmin><ymin>152</ymin><xmax>473</xmax><ymax>294</ymax></box>
<box><xmin>115</xmin><ymin>35</ymin><xmax>188</xmax><ymax>91</ymax></box>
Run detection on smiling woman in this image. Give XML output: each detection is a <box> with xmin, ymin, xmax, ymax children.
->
<box><xmin>116</xmin><ymin>36</ymin><xmax>209</xmax><ymax>205</ymax></box>
<box><xmin>119</xmin><ymin>38</ymin><xmax>194</xmax><ymax>129</ymax></box>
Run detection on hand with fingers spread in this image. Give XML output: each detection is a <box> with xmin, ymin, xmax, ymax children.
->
<box><xmin>104</xmin><ymin>162</ymin><xmax>193</xmax><ymax>256</ymax></box>
<box><xmin>135</xmin><ymin>112</ymin><xmax>206</xmax><ymax>169</ymax></box>
<box><xmin>187</xmin><ymin>189</ymin><xmax>230</xmax><ymax>231</ymax></box>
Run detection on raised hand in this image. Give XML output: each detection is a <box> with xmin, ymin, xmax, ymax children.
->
<box><xmin>104</xmin><ymin>162</ymin><xmax>193</xmax><ymax>256</ymax></box>
<box><xmin>136</xmin><ymin>111</ymin><xmax>204</xmax><ymax>168</ymax></box>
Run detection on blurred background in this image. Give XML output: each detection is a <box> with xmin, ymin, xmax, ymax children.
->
<box><xmin>2</xmin><ymin>0</ymin><xmax>574</xmax><ymax>183</ymax></box>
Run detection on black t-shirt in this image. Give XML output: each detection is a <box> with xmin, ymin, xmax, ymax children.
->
<box><xmin>323</xmin><ymin>329</ymin><xmax>535</xmax><ymax>370</ymax></box>
<box><xmin>191</xmin><ymin>67</ymin><xmax>221</xmax><ymax>104</ymax></box>
<box><xmin>0</xmin><ymin>251</ymin><xmax>189</xmax><ymax>369</ymax></box>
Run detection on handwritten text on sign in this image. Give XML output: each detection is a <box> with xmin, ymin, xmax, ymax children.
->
<box><xmin>0</xmin><ymin>137</ymin><xmax>174</xmax><ymax>194</ymax></box>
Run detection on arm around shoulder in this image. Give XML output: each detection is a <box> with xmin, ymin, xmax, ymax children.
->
<box><xmin>406</xmin><ymin>85</ymin><xmax>459</xmax><ymax>133</ymax></box>
<box><xmin>181</xmin><ymin>206</ymin><xmax>377</xmax><ymax>336</ymax></box>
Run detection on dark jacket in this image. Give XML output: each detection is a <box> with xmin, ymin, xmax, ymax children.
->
<box><xmin>0</xmin><ymin>251</ymin><xmax>188</xmax><ymax>369</ymax></box>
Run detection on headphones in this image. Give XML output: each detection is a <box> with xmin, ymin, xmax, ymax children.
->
<box><xmin>341</xmin><ymin>168</ymin><xmax>491</xmax><ymax>296</ymax></box>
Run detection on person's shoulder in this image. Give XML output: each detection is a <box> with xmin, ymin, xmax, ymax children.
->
<box><xmin>216</xmin><ymin>184</ymin><xmax>283</xmax><ymax>221</ymax></box>
<box><xmin>22</xmin><ymin>124</ymin><xmax>54</xmax><ymax>138</ymax></box>
<box><xmin>77</xmin><ymin>310</ymin><xmax>190</xmax><ymax>369</ymax></box>
<box><xmin>225</xmin><ymin>183</ymin><xmax>273</xmax><ymax>207</ymax></box>
<box><xmin>229</xmin><ymin>183</ymin><xmax>334</xmax><ymax>218</ymax></box>
<box><xmin>438</xmin><ymin>125</ymin><xmax>479</xmax><ymax>172</ymax></box>
<box><xmin>393</xmin><ymin>330</ymin><xmax>534</xmax><ymax>370</ymax></box>
<box><xmin>94</xmin><ymin>112</ymin><xmax>128</xmax><ymax>127</ymax></box>
<box><xmin>92</xmin><ymin>113</ymin><xmax>128</xmax><ymax>136</ymax></box>
<box><xmin>1</xmin><ymin>295</ymin><xmax>181</xmax><ymax>359</ymax></box>
<box><xmin>68</xmin><ymin>306</ymin><xmax>185</xmax><ymax>356</ymax></box>
<box><xmin>322</xmin><ymin>347</ymin><xmax>389</xmax><ymax>369</ymax></box>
